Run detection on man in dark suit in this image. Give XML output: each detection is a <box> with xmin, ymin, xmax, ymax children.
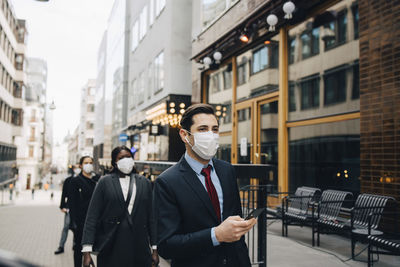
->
<box><xmin>154</xmin><ymin>103</ymin><xmax>256</xmax><ymax>267</ymax></box>
<box><xmin>54</xmin><ymin>165</ymin><xmax>78</xmax><ymax>255</ymax></box>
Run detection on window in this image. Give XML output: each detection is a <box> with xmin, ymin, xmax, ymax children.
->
<box><xmin>352</xmin><ymin>5</ymin><xmax>359</xmax><ymax>39</ymax></box>
<box><xmin>223</xmin><ymin>65</ymin><xmax>232</xmax><ymax>90</ymax></box>
<box><xmin>352</xmin><ymin>63</ymin><xmax>359</xmax><ymax>99</ymax></box>
<box><xmin>238</xmin><ymin>108</ymin><xmax>250</xmax><ymax>122</ymax></box>
<box><xmin>301</xmin><ymin>27</ymin><xmax>319</xmax><ymax>59</ymax></box>
<box><xmin>148</xmin><ymin>62</ymin><xmax>154</xmax><ymax>98</ymax></box>
<box><xmin>87</xmin><ymin>104</ymin><xmax>95</xmax><ymax>112</ymax></box>
<box><xmin>261</xmin><ymin>101</ymin><xmax>278</xmax><ymax>114</ymax></box>
<box><xmin>300</xmin><ymin>75</ymin><xmax>320</xmax><ymax>110</ymax></box>
<box><xmin>154</xmin><ymin>51</ymin><xmax>164</xmax><ymax>93</ymax></box>
<box><xmin>325</xmin><ymin>10</ymin><xmax>347</xmax><ymax>49</ymax></box>
<box><xmin>138</xmin><ymin>71</ymin><xmax>145</xmax><ymax>105</ymax></box>
<box><xmin>252</xmin><ymin>43</ymin><xmax>279</xmax><ymax>74</ymax></box>
<box><xmin>209</xmin><ymin>72</ymin><xmax>220</xmax><ymax>93</ymax></box>
<box><xmin>149</xmin><ymin>0</ymin><xmax>155</xmax><ymax>26</ymax></box>
<box><xmin>324</xmin><ymin>67</ymin><xmax>346</xmax><ymax>105</ymax></box>
<box><xmin>30</xmin><ymin>127</ymin><xmax>35</xmax><ymax>140</ymax></box>
<box><xmin>86</xmin><ymin>138</ymin><xmax>93</xmax><ymax>146</ymax></box>
<box><xmin>289</xmin><ymin>37</ymin><xmax>296</xmax><ymax>64</ymax></box>
<box><xmin>289</xmin><ymin>82</ymin><xmax>296</xmax><ymax>112</ymax></box>
<box><xmin>86</xmin><ymin>122</ymin><xmax>94</xmax><ymax>129</ymax></box>
<box><xmin>29</xmin><ymin>146</ymin><xmax>34</xmax><ymax>158</ymax></box>
<box><xmin>237</xmin><ymin>63</ymin><xmax>247</xmax><ymax>86</ymax></box>
<box><xmin>139</xmin><ymin>6</ymin><xmax>148</xmax><ymax>41</ymax></box>
<box><xmin>129</xmin><ymin>79</ymin><xmax>137</xmax><ymax>109</ymax></box>
<box><xmin>131</xmin><ymin>21</ymin><xmax>139</xmax><ymax>51</ymax></box>
<box><xmin>201</xmin><ymin>0</ymin><xmax>237</xmax><ymax>28</ymax></box>
<box><xmin>155</xmin><ymin>0</ymin><xmax>166</xmax><ymax>17</ymax></box>
<box><xmin>252</xmin><ymin>46</ymin><xmax>268</xmax><ymax>74</ymax></box>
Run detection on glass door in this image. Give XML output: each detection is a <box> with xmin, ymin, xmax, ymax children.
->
<box><xmin>235</xmin><ymin>102</ymin><xmax>254</xmax><ymax>164</ymax></box>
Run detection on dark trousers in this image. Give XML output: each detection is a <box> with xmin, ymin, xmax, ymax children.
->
<box><xmin>73</xmin><ymin>227</ymin><xmax>83</xmax><ymax>267</ymax></box>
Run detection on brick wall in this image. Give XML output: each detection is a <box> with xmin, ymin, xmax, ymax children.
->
<box><xmin>359</xmin><ymin>0</ymin><xmax>400</xmax><ymax>199</ymax></box>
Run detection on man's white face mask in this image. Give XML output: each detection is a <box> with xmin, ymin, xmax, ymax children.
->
<box><xmin>185</xmin><ymin>130</ymin><xmax>219</xmax><ymax>160</ymax></box>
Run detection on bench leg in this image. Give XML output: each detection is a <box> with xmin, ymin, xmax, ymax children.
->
<box><xmin>312</xmin><ymin>221</ymin><xmax>315</xmax><ymax>246</ymax></box>
<box><xmin>282</xmin><ymin>216</ymin><xmax>285</xmax><ymax>236</ymax></box>
<box><xmin>351</xmin><ymin>235</ymin><xmax>355</xmax><ymax>259</ymax></box>
<box><xmin>317</xmin><ymin>224</ymin><xmax>320</xmax><ymax>246</ymax></box>
<box><xmin>367</xmin><ymin>242</ymin><xmax>371</xmax><ymax>267</ymax></box>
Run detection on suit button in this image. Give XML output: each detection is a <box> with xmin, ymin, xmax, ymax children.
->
<box><xmin>223</xmin><ymin>259</ymin><xmax>227</xmax><ymax>265</ymax></box>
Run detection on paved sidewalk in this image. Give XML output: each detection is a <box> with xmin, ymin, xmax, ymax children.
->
<box><xmin>0</xmin><ymin>191</ymin><xmax>398</xmax><ymax>266</ymax></box>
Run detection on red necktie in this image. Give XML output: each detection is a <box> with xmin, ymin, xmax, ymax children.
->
<box><xmin>201</xmin><ymin>165</ymin><xmax>221</xmax><ymax>222</ymax></box>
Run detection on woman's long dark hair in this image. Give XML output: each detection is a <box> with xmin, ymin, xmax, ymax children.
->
<box><xmin>111</xmin><ymin>146</ymin><xmax>137</xmax><ymax>173</ymax></box>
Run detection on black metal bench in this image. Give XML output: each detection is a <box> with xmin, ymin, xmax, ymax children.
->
<box><xmin>314</xmin><ymin>189</ymin><xmax>353</xmax><ymax>246</ymax></box>
<box><xmin>367</xmin><ymin>211</ymin><xmax>400</xmax><ymax>267</ymax></box>
<box><xmin>282</xmin><ymin>186</ymin><xmax>321</xmax><ymax>238</ymax></box>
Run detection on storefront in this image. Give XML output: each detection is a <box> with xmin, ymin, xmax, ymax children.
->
<box><xmin>194</xmin><ymin>0</ymin><xmax>361</xmax><ymax>194</ymax></box>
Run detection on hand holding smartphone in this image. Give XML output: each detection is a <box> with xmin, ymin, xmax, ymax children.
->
<box><xmin>244</xmin><ymin>208</ymin><xmax>264</xmax><ymax>220</ymax></box>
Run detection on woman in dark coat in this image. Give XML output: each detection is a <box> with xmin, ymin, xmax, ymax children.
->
<box><xmin>81</xmin><ymin>146</ymin><xmax>159</xmax><ymax>267</ymax></box>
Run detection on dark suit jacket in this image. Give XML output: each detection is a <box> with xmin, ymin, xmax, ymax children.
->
<box><xmin>153</xmin><ymin>156</ymin><xmax>251</xmax><ymax>267</ymax></box>
<box><xmin>69</xmin><ymin>173</ymin><xmax>99</xmax><ymax>229</ymax></box>
<box><xmin>82</xmin><ymin>172</ymin><xmax>156</xmax><ymax>259</ymax></box>
<box><xmin>59</xmin><ymin>175</ymin><xmax>73</xmax><ymax>210</ymax></box>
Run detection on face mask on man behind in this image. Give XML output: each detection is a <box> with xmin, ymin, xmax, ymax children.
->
<box><xmin>185</xmin><ymin>130</ymin><xmax>219</xmax><ymax>160</ymax></box>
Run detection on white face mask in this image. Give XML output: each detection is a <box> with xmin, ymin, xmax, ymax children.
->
<box><xmin>117</xmin><ymin>157</ymin><xmax>135</xmax><ymax>175</ymax></box>
<box><xmin>82</xmin><ymin>164</ymin><xmax>93</xmax><ymax>174</ymax></box>
<box><xmin>74</xmin><ymin>168</ymin><xmax>81</xmax><ymax>176</ymax></box>
<box><xmin>185</xmin><ymin>131</ymin><xmax>219</xmax><ymax>160</ymax></box>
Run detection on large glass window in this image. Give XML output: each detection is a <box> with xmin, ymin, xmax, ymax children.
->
<box><xmin>300</xmin><ymin>75</ymin><xmax>320</xmax><ymax>110</ymax></box>
<box><xmin>289</xmin><ymin>119</ymin><xmax>360</xmax><ymax>193</ymax></box>
<box><xmin>252</xmin><ymin>46</ymin><xmax>268</xmax><ymax>74</ymax></box>
<box><xmin>289</xmin><ymin>83</ymin><xmax>296</xmax><ymax>112</ymax></box>
<box><xmin>223</xmin><ymin>64</ymin><xmax>232</xmax><ymax>90</ymax></box>
<box><xmin>289</xmin><ymin>37</ymin><xmax>296</xmax><ymax>64</ymax></box>
<box><xmin>324</xmin><ymin>66</ymin><xmax>346</xmax><ymax>105</ymax></box>
<box><xmin>237</xmin><ymin>63</ymin><xmax>247</xmax><ymax>86</ymax></box>
<box><xmin>209</xmin><ymin>72</ymin><xmax>221</xmax><ymax>94</ymax></box>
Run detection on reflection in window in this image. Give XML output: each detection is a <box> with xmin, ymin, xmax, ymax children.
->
<box><xmin>209</xmin><ymin>72</ymin><xmax>220</xmax><ymax>93</ymax></box>
<box><xmin>289</xmin><ymin>83</ymin><xmax>296</xmax><ymax>112</ymax></box>
<box><xmin>325</xmin><ymin>11</ymin><xmax>347</xmax><ymax>49</ymax></box>
<box><xmin>237</xmin><ymin>63</ymin><xmax>247</xmax><ymax>85</ymax></box>
<box><xmin>154</xmin><ymin>51</ymin><xmax>164</xmax><ymax>93</ymax></box>
<box><xmin>301</xmin><ymin>28</ymin><xmax>319</xmax><ymax>59</ymax></box>
<box><xmin>261</xmin><ymin>101</ymin><xmax>278</xmax><ymax>114</ymax></box>
<box><xmin>216</xmin><ymin>144</ymin><xmax>231</xmax><ymax>163</ymax></box>
<box><xmin>352</xmin><ymin>5</ymin><xmax>359</xmax><ymax>39</ymax></box>
<box><xmin>131</xmin><ymin>21</ymin><xmax>139</xmax><ymax>51</ymax></box>
<box><xmin>289</xmin><ymin>37</ymin><xmax>296</xmax><ymax>64</ymax></box>
<box><xmin>301</xmin><ymin>75</ymin><xmax>319</xmax><ymax>110</ymax></box>
<box><xmin>223</xmin><ymin>65</ymin><xmax>232</xmax><ymax>90</ymax></box>
<box><xmin>352</xmin><ymin>63</ymin><xmax>359</xmax><ymax>99</ymax></box>
<box><xmin>324</xmin><ymin>67</ymin><xmax>346</xmax><ymax>105</ymax></box>
<box><xmin>252</xmin><ymin>46</ymin><xmax>268</xmax><ymax>73</ymax></box>
<box><xmin>223</xmin><ymin>103</ymin><xmax>231</xmax><ymax>124</ymax></box>
<box><xmin>238</xmin><ymin>108</ymin><xmax>250</xmax><ymax>122</ymax></box>
<box><xmin>139</xmin><ymin>6</ymin><xmax>148</xmax><ymax>40</ymax></box>
<box><xmin>289</xmin><ymin>120</ymin><xmax>360</xmax><ymax>193</ymax></box>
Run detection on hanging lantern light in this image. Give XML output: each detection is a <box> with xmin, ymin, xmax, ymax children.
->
<box><xmin>203</xmin><ymin>56</ymin><xmax>212</xmax><ymax>65</ymax></box>
<box><xmin>266</xmin><ymin>14</ymin><xmax>278</xmax><ymax>31</ymax></box>
<box><xmin>283</xmin><ymin>1</ymin><xmax>295</xmax><ymax>19</ymax></box>
<box><xmin>213</xmin><ymin>51</ymin><xmax>222</xmax><ymax>64</ymax></box>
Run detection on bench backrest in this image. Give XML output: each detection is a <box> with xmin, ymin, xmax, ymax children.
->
<box><xmin>353</xmin><ymin>194</ymin><xmax>395</xmax><ymax>229</ymax></box>
<box><xmin>288</xmin><ymin>186</ymin><xmax>321</xmax><ymax>215</ymax></box>
<box><xmin>319</xmin><ymin>190</ymin><xmax>353</xmax><ymax>220</ymax></box>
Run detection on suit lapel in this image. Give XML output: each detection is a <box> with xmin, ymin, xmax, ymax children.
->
<box><xmin>110</xmin><ymin>173</ymin><xmax>126</xmax><ymax>211</ymax></box>
<box><xmin>179</xmin><ymin>157</ymin><xmax>219</xmax><ymax>223</ymax></box>
<box><xmin>213</xmin><ymin>159</ymin><xmax>230</xmax><ymax>221</ymax></box>
<box><xmin>129</xmin><ymin>174</ymin><xmax>142</xmax><ymax>224</ymax></box>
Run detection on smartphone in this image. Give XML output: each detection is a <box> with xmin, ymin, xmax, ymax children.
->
<box><xmin>245</xmin><ymin>208</ymin><xmax>265</xmax><ymax>220</ymax></box>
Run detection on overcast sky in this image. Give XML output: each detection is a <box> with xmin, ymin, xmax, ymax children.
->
<box><xmin>10</xmin><ymin>0</ymin><xmax>114</xmax><ymax>144</ymax></box>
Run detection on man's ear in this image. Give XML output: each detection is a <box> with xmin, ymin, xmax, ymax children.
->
<box><xmin>179</xmin><ymin>128</ymin><xmax>188</xmax><ymax>144</ymax></box>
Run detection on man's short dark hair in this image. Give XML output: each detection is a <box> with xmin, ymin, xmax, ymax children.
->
<box><xmin>179</xmin><ymin>103</ymin><xmax>217</xmax><ymax>131</ymax></box>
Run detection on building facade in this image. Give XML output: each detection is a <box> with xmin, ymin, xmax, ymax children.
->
<box><xmin>15</xmin><ymin>57</ymin><xmax>47</xmax><ymax>190</ymax></box>
<box><xmin>77</xmin><ymin>79</ymin><xmax>96</xmax><ymax>158</ymax></box>
<box><xmin>190</xmin><ymin>0</ymin><xmax>399</xmax><ymax>200</ymax></box>
<box><xmin>124</xmin><ymin>0</ymin><xmax>192</xmax><ymax>162</ymax></box>
<box><xmin>0</xmin><ymin>0</ymin><xmax>26</xmax><ymax>185</ymax></box>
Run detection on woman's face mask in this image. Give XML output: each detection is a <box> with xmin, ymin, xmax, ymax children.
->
<box><xmin>185</xmin><ymin>130</ymin><xmax>219</xmax><ymax>160</ymax></box>
<box><xmin>74</xmin><ymin>168</ymin><xmax>81</xmax><ymax>176</ymax></box>
<box><xmin>82</xmin><ymin>163</ymin><xmax>93</xmax><ymax>174</ymax></box>
<box><xmin>117</xmin><ymin>157</ymin><xmax>135</xmax><ymax>175</ymax></box>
